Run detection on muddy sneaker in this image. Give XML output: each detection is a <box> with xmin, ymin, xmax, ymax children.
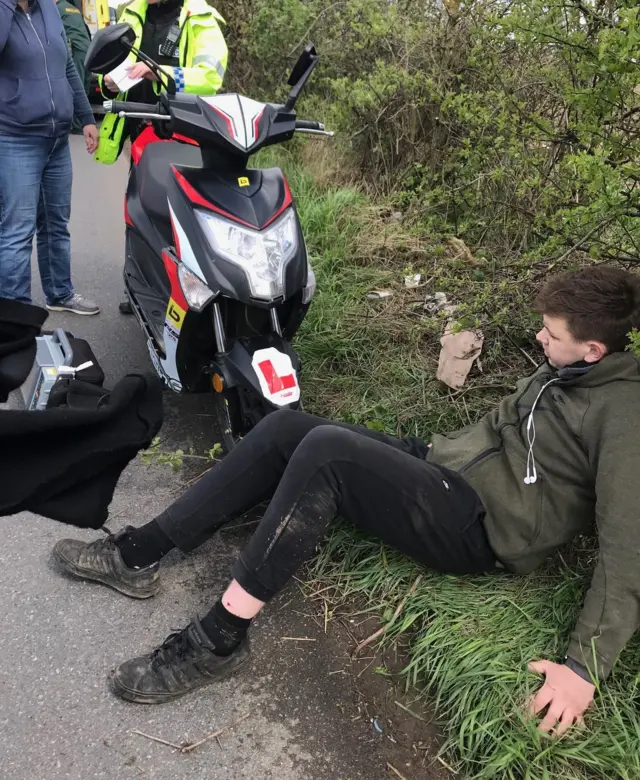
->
<box><xmin>47</xmin><ymin>293</ymin><xmax>100</xmax><ymax>315</ymax></box>
<box><xmin>52</xmin><ymin>527</ymin><xmax>160</xmax><ymax>599</ymax></box>
<box><xmin>111</xmin><ymin>618</ymin><xmax>251</xmax><ymax>704</ymax></box>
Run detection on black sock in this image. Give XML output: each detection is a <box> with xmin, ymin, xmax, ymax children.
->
<box><xmin>200</xmin><ymin>600</ymin><xmax>252</xmax><ymax>656</ymax></box>
<box><xmin>115</xmin><ymin>520</ymin><xmax>175</xmax><ymax>569</ymax></box>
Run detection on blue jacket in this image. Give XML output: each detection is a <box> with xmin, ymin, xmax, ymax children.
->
<box><xmin>0</xmin><ymin>0</ymin><xmax>94</xmax><ymax>137</ymax></box>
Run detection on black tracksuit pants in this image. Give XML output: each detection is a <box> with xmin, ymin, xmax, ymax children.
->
<box><xmin>156</xmin><ymin>410</ymin><xmax>497</xmax><ymax>602</ymax></box>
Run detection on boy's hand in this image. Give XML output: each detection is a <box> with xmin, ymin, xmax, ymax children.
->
<box><xmin>528</xmin><ymin>659</ymin><xmax>595</xmax><ymax>736</ymax></box>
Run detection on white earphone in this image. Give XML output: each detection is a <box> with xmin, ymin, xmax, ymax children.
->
<box><xmin>523</xmin><ymin>378</ymin><xmax>559</xmax><ymax>486</ymax></box>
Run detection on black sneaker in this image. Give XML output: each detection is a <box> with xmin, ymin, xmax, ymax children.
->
<box><xmin>52</xmin><ymin>527</ymin><xmax>160</xmax><ymax>599</ymax></box>
<box><xmin>110</xmin><ymin>617</ymin><xmax>251</xmax><ymax>704</ymax></box>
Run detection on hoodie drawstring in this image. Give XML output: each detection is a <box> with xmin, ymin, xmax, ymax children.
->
<box><xmin>18</xmin><ymin>0</ymin><xmax>50</xmax><ymax>44</ymax></box>
<box><xmin>15</xmin><ymin>8</ymin><xmax>31</xmax><ymax>42</ymax></box>
<box><xmin>41</xmin><ymin>1</ymin><xmax>50</xmax><ymax>44</ymax></box>
<box><xmin>524</xmin><ymin>377</ymin><xmax>561</xmax><ymax>486</ymax></box>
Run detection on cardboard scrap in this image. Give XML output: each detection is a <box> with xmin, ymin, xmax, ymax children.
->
<box><xmin>436</xmin><ymin>323</ymin><xmax>484</xmax><ymax>389</ymax></box>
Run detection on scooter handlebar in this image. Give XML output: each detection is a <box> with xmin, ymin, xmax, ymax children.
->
<box><xmin>103</xmin><ymin>100</ymin><xmax>164</xmax><ymax>115</ymax></box>
<box><xmin>294</xmin><ymin>119</ymin><xmax>324</xmax><ymax>131</ymax></box>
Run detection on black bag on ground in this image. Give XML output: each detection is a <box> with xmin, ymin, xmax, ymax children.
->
<box><xmin>65</xmin><ymin>335</ymin><xmax>106</xmax><ymax>387</ymax></box>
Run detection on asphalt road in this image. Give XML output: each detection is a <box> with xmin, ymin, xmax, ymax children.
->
<box><xmin>0</xmin><ymin>136</ymin><xmax>405</xmax><ymax>780</ymax></box>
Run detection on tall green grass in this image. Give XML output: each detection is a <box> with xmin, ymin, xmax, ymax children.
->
<box><xmin>274</xmin><ymin>150</ymin><xmax>640</xmax><ymax>779</ymax></box>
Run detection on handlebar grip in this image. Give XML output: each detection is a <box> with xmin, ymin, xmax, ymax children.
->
<box><xmin>295</xmin><ymin>119</ymin><xmax>324</xmax><ymax>131</ymax></box>
<box><xmin>106</xmin><ymin>101</ymin><xmax>161</xmax><ymax>114</ymax></box>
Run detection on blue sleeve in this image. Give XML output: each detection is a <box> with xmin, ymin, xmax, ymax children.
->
<box><xmin>0</xmin><ymin>0</ymin><xmax>15</xmax><ymax>52</ymax></box>
<box><xmin>65</xmin><ymin>46</ymin><xmax>94</xmax><ymax>127</ymax></box>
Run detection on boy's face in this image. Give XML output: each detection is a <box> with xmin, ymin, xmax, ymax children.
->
<box><xmin>536</xmin><ymin>315</ymin><xmax>606</xmax><ymax>369</ymax></box>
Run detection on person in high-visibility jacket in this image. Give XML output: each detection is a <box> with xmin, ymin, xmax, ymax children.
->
<box><xmin>95</xmin><ymin>0</ymin><xmax>227</xmax><ymax>165</ymax></box>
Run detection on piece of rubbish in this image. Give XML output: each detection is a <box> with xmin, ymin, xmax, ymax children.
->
<box><xmin>423</xmin><ymin>291</ymin><xmax>457</xmax><ymax>317</ymax></box>
<box><xmin>436</xmin><ymin>323</ymin><xmax>484</xmax><ymax>390</ymax></box>
<box><xmin>373</xmin><ymin>718</ymin><xmax>384</xmax><ymax>734</ymax></box>
<box><xmin>404</xmin><ymin>273</ymin><xmax>422</xmax><ymax>289</ymax></box>
<box><xmin>366</xmin><ymin>290</ymin><xmax>393</xmax><ymax>300</ymax></box>
<box><xmin>448</xmin><ymin>236</ymin><xmax>477</xmax><ymax>266</ymax></box>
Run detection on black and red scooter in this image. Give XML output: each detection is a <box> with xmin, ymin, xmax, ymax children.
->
<box><xmin>85</xmin><ymin>24</ymin><xmax>332</xmax><ymax>448</ymax></box>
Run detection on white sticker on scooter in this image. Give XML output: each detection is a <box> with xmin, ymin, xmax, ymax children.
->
<box><xmin>251</xmin><ymin>347</ymin><xmax>300</xmax><ymax>406</ymax></box>
<box><xmin>168</xmin><ymin>203</ymin><xmax>207</xmax><ymax>283</ymax></box>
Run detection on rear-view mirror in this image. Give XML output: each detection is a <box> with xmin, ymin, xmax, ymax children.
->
<box><xmin>84</xmin><ymin>23</ymin><xmax>136</xmax><ymax>74</ymax></box>
<box><xmin>287</xmin><ymin>43</ymin><xmax>318</xmax><ymax>87</ymax></box>
<box><xmin>284</xmin><ymin>44</ymin><xmax>318</xmax><ymax>111</ymax></box>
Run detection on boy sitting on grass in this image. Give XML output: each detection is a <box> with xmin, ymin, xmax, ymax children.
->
<box><xmin>53</xmin><ymin>265</ymin><xmax>640</xmax><ymax>737</ymax></box>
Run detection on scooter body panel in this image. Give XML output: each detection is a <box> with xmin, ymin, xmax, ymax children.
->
<box><xmin>121</xmin><ymin>132</ymin><xmax>311</xmax><ymax>412</ymax></box>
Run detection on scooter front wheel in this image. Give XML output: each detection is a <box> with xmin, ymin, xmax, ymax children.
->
<box><xmin>214</xmin><ymin>391</ymin><xmax>238</xmax><ymax>453</ymax></box>
<box><xmin>213</xmin><ymin>387</ymin><xmax>272</xmax><ymax>453</ymax></box>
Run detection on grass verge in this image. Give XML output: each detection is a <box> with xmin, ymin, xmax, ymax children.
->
<box><xmin>268</xmin><ymin>146</ymin><xmax>640</xmax><ymax>779</ymax></box>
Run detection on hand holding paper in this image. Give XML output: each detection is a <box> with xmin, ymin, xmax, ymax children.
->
<box><xmin>106</xmin><ymin>61</ymin><xmax>144</xmax><ymax>93</ymax></box>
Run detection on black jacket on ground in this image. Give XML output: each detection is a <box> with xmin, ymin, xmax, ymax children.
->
<box><xmin>0</xmin><ymin>298</ymin><xmax>48</xmax><ymax>402</ymax></box>
<box><xmin>0</xmin><ymin>298</ymin><xmax>164</xmax><ymax>528</ymax></box>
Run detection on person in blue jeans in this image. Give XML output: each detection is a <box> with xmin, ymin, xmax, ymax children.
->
<box><xmin>0</xmin><ymin>0</ymin><xmax>100</xmax><ymax>314</ymax></box>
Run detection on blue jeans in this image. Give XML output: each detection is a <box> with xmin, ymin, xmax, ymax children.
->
<box><xmin>0</xmin><ymin>135</ymin><xmax>74</xmax><ymax>305</ymax></box>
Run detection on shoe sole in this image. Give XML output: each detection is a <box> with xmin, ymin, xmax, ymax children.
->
<box><xmin>46</xmin><ymin>305</ymin><xmax>100</xmax><ymax>316</ymax></box>
<box><xmin>109</xmin><ymin>649</ymin><xmax>251</xmax><ymax>705</ymax></box>
<box><xmin>52</xmin><ymin>546</ymin><xmax>159</xmax><ymax>600</ymax></box>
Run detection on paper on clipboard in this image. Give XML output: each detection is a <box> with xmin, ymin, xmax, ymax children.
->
<box><xmin>107</xmin><ymin>61</ymin><xmax>143</xmax><ymax>92</ymax></box>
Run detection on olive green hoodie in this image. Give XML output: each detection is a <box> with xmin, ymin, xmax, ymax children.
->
<box><xmin>428</xmin><ymin>352</ymin><xmax>640</xmax><ymax>679</ymax></box>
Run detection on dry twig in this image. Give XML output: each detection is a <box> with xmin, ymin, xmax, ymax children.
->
<box><xmin>181</xmin><ymin>713</ymin><xmax>251</xmax><ymax>754</ymax></box>
<box><xmin>131</xmin><ymin>730</ymin><xmax>183</xmax><ymax>751</ymax></box>
<box><xmin>281</xmin><ymin>636</ymin><xmax>317</xmax><ymax>642</ymax></box>
<box><xmin>387</xmin><ymin>762</ymin><xmax>409</xmax><ymax>780</ymax></box>
<box><xmin>353</xmin><ymin>575</ymin><xmax>422</xmax><ymax>656</ymax></box>
<box><xmin>436</xmin><ymin>755</ymin><xmax>458</xmax><ymax>774</ymax></box>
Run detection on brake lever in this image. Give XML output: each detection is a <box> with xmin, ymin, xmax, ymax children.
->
<box><xmin>294</xmin><ymin>128</ymin><xmax>335</xmax><ymax>137</ymax></box>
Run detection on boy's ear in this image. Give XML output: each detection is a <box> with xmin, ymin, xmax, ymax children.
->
<box><xmin>584</xmin><ymin>340</ymin><xmax>607</xmax><ymax>363</ymax></box>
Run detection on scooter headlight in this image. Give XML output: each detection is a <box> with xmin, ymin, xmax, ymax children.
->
<box><xmin>195</xmin><ymin>208</ymin><xmax>298</xmax><ymax>300</ymax></box>
<box><xmin>178</xmin><ymin>263</ymin><xmax>215</xmax><ymax>311</ymax></box>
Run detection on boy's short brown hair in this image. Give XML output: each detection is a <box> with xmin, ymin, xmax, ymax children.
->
<box><xmin>534</xmin><ymin>266</ymin><xmax>640</xmax><ymax>353</ymax></box>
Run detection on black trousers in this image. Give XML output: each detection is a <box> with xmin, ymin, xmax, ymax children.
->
<box><xmin>156</xmin><ymin>410</ymin><xmax>497</xmax><ymax>602</ymax></box>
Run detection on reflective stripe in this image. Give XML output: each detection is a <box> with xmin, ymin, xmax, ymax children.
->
<box><xmin>193</xmin><ymin>54</ymin><xmax>226</xmax><ymax>79</ymax></box>
<box><xmin>174</xmin><ymin>67</ymin><xmax>186</xmax><ymax>93</ymax></box>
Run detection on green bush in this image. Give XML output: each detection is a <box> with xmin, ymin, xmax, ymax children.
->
<box><xmin>218</xmin><ymin>0</ymin><xmax>640</xmax><ymax>273</ymax></box>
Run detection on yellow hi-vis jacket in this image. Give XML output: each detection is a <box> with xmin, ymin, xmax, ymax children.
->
<box><xmin>95</xmin><ymin>0</ymin><xmax>227</xmax><ymax>164</ymax></box>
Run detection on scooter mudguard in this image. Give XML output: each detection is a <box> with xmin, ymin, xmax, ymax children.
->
<box><xmin>217</xmin><ymin>337</ymin><xmax>301</xmax><ymax>409</ymax></box>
